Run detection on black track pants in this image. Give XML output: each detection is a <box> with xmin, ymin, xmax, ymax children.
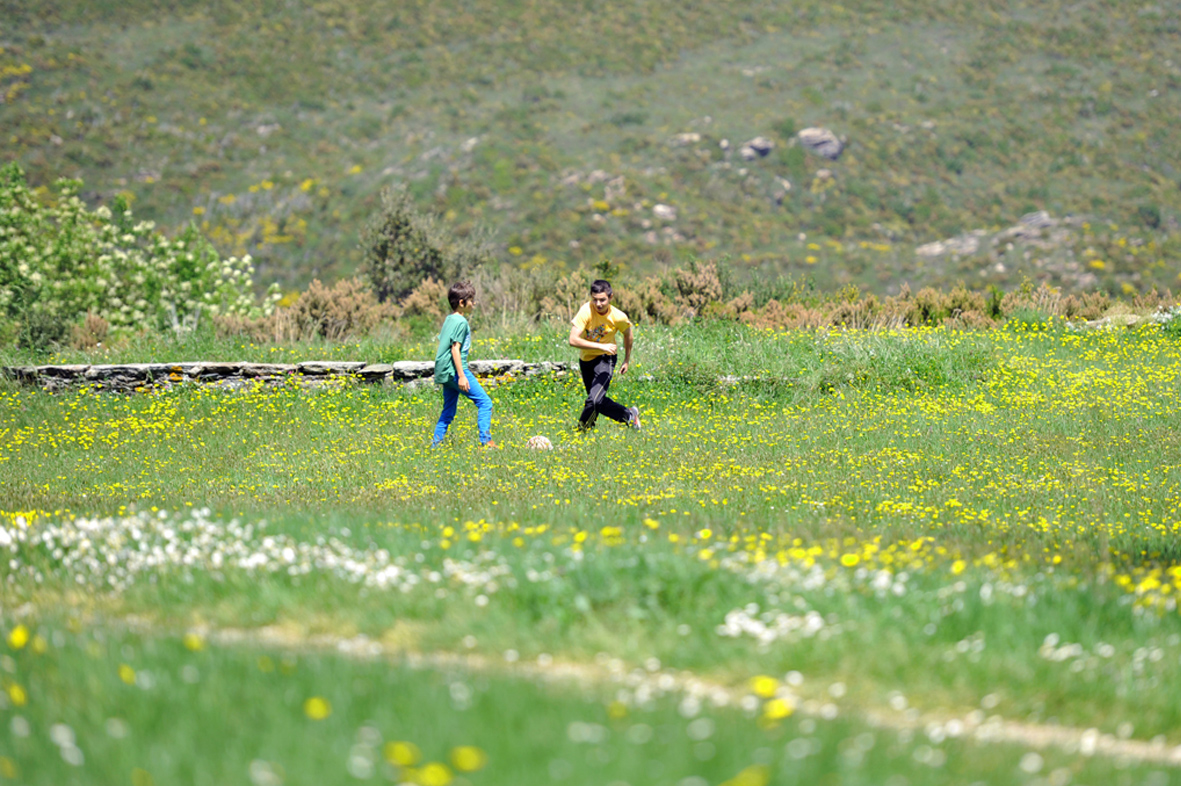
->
<box><xmin>578</xmin><ymin>355</ymin><xmax>629</xmax><ymax>427</ymax></box>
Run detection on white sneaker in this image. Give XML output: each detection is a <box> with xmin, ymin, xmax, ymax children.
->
<box><xmin>626</xmin><ymin>406</ymin><xmax>642</xmax><ymax>430</ymax></box>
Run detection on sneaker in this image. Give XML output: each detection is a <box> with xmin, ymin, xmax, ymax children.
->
<box><xmin>626</xmin><ymin>406</ymin><xmax>642</xmax><ymax>430</ymax></box>
<box><xmin>481</xmin><ymin>440</ymin><xmax>500</xmax><ymax>449</ymax></box>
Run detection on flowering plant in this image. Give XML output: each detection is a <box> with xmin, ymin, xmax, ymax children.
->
<box><xmin>0</xmin><ymin>163</ymin><xmax>279</xmax><ymax>346</ymax></box>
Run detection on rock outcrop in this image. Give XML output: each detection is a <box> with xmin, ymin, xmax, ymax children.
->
<box><xmin>797</xmin><ymin>127</ymin><xmax>845</xmax><ymax>160</ymax></box>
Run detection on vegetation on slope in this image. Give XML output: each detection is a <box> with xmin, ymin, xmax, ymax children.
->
<box><xmin>2</xmin><ymin>0</ymin><xmax>1178</xmax><ymax>294</ymax></box>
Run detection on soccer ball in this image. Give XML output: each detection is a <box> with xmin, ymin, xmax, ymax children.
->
<box><xmin>527</xmin><ymin>435</ymin><xmax>554</xmax><ymax>450</ymax></box>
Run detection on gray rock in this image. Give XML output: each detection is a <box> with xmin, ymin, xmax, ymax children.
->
<box><xmin>206</xmin><ymin>377</ymin><xmax>252</xmax><ymax>391</ymax></box>
<box><xmin>162</xmin><ymin>363</ymin><xmax>202</xmax><ymax>377</ymax></box>
<box><xmin>240</xmin><ymin>363</ymin><xmax>297</xmax><ymax>378</ymax></box>
<box><xmin>1</xmin><ymin>358</ymin><xmax>573</xmax><ymax>392</ymax></box>
<box><xmin>798</xmin><ymin>127</ymin><xmax>844</xmax><ymax>160</ymax></box>
<box><xmin>739</xmin><ymin>136</ymin><xmax>774</xmax><ymax>160</ymax></box>
<box><xmin>1086</xmin><ymin>314</ymin><xmax>1151</xmax><ymax>329</ymax></box>
<box><xmin>468</xmin><ymin>359</ymin><xmax>526</xmax><ymax>377</ymax></box>
<box><xmin>358</xmin><ymin>363</ymin><xmax>394</xmax><ymax>381</ymax></box>
<box><xmin>84</xmin><ymin>364</ymin><xmax>154</xmax><ymax>381</ymax></box>
<box><xmin>390</xmin><ymin>361</ymin><xmax>435</xmax><ymax>380</ymax></box>
<box><xmin>297</xmin><ymin>361</ymin><xmax>367</xmax><ymax>376</ymax></box>
<box><xmin>1020</xmin><ymin>210</ymin><xmax>1055</xmax><ymax>229</ymax></box>
<box><xmin>524</xmin><ymin>361</ymin><xmax>570</xmax><ymax>376</ymax></box>
<box><xmin>916</xmin><ymin>229</ymin><xmax>988</xmax><ymax>258</ymax></box>
<box><xmin>37</xmin><ymin>364</ymin><xmax>90</xmax><ymax>379</ymax></box>
<box><xmin>191</xmin><ymin>362</ymin><xmax>245</xmax><ymax>379</ymax></box>
<box><xmin>2</xmin><ymin>366</ymin><xmax>38</xmax><ymax>383</ymax></box>
<box><xmin>653</xmin><ymin>204</ymin><xmax>677</xmax><ymax>221</ymax></box>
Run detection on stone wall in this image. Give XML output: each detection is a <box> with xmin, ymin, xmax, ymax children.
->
<box><xmin>1</xmin><ymin>360</ymin><xmax>570</xmax><ymax>393</ymax></box>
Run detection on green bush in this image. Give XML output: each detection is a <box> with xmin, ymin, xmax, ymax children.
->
<box><xmin>359</xmin><ymin>185</ymin><xmax>494</xmax><ymax>304</ymax></box>
<box><xmin>0</xmin><ymin>163</ymin><xmax>278</xmax><ymax>347</ymax></box>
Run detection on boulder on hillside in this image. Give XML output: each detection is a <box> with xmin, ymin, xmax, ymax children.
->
<box><xmin>653</xmin><ymin>204</ymin><xmax>678</xmax><ymax>221</ymax></box>
<box><xmin>739</xmin><ymin>136</ymin><xmax>774</xmax><ymax>160</ymax></box>
<box><xmin>798</xmin><ymin>127</ymin><xmax>844</xmax><ymax>160</ymax></box>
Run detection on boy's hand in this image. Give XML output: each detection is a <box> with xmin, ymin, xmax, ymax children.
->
<box><xmin>599</xmin><ymin>343</ymin><xmax>617</xmax><ymax>355</ymax></box>
<box><xmin>619</xmin><ymin>360</ymin><xmax>629</xmax><ymax>375</ymax></box>
<box><xmin>457</xmin><ymin>374</ymin><xmax>470</xmax><ymax>392</ymax></box>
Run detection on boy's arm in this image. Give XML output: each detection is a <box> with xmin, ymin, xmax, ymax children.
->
<box><xmin>619</xmin><ymin>326</ymin><xmax>633</xmax><ymax>374</ymax></box>
<box><xmin>567</xmin><ymin>324</ymin><xmax>617</xmax><ymax>354</ymax></box>
<box><xmin>451</xmin><ymin>342</ymin><xmax>470</xmax><ymax>392</ymax></box>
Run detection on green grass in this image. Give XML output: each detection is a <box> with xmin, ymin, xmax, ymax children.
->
<box><xmin>4</xmin><ymin>324</ymin><xmax>1181</xmax><ymax>757</ymax></box>
<box><xmin>2</xmin><ymin>0</ymin><xmax>1178</xmax><ymax>296</ymax></box>
<box><xmin>9</xmin><ymin>507</ymin><xmax>1181</xmax><ymax>739</ymax></box>
<box><xmin>12</xmin><ymin>621</ymin><xmax>1168</xmax><ymax>786</ymax></box>
<box><xmin>3</xmin><ymin>319</ymin><xmax>996</xmax><ymax>395</ymax></box>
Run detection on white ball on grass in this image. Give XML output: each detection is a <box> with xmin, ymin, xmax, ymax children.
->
<box><xmin>527</xmin><ymin>435</ymin><xmax>554</xmax><ymax>450</ymax></box>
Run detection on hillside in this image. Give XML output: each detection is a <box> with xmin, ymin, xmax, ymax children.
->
<box><xmin>2</xmin><ymin>0</ymin><xmax>1179</xmax><ymax>295</ymax></box>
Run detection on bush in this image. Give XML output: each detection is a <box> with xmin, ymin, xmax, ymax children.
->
<box><xmin>288</xmin><ymin>278</ymin><xmax>395</xmax><ymax>340</ymax></box>
<box><xmin>399</xmin><ymin>277</ymin><xmax>449</xmax><ymax>320</ymax></box>
<box><xmin>215</xmin><ymin>278</ymin><xmax>395</xmax><ymax>341</ymax></box>
<box><xmin>0</xmin><ymin>163</ymin><xmax>278</xmax><ymax>344</ymax></box>
<box><xmin>539</xmin><ymin>271</ymin><xmax>592</xmax><ymax>322</ymax></box>
<box><xmin>17</xmin><ymin>308</ymin><xmax>70</xmax><ymax>353</ymax></box>
<box><xmin>1156</xmin><ymin>305</ymin><xmax>1181</xmax><ymax>338</ymax></box>
<box><xmin>360</xmin><ymin>185</ymin><xmax>493</xmax><ymax>304</ymax></box>
<box><xmin>70</xmin><ymin>312</ymin><xmax>110</xmax><ymax>350</ymax></box>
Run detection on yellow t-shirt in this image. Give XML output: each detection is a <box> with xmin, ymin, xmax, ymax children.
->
<box><xmin>572</xmin><ymin>302</ymin><xmax>631</xmax><ymax>362</ymax></box>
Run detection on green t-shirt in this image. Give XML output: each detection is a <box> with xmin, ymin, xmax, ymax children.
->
<box><xmin>434</xmin><ymin>312</ymin><xmax>471</xmax><ymax>384</ymax></box>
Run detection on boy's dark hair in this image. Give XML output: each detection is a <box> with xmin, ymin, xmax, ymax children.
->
<box><xmin>589</xmin><ymin>279</ymin><xmax>613</xmax><ymax>296</ymax></box>
<box><xmin>448</xmin><ymin>280</ymin><xmax>476</xmax><ymax>310</ymax></box>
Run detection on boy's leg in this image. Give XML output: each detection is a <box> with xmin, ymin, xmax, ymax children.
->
<box><xmin>579</xmin><ymin>355</ymin><xmax>630</xmax><ymax>426</ymax></box>
<box><xmin>432</xmin><ymin>383</ymin><xmax>460</xmax><ymax>445</ymax></box>
<box><xmin>458</xmin><ymin>372</ymin><xmax>494</xmax><ymax>445</ymax></box>
<box><xmin>578</xmin><ymin>358</ymin><xmax>599</xmax><ymax>428</ymax></box>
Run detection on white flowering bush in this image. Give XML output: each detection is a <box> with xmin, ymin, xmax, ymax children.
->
<box><xmin>1155</xmin><ymin>304</ymin><xmax>1181</xmax><ymax>338</ymax></box>
<box><xmin>0</xmin><ymin>163</ymin><xmax>279</xmax><ymax>347</ymax></box>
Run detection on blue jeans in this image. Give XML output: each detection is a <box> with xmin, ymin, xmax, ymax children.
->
<box><xmin>432</xmin><ymin>371</ymin><xmax>493</xmax><ymax>445</ymax></box>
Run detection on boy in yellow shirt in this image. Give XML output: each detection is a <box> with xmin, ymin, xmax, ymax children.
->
<box><xmin>568</xmin><ymin>279</ymin><xmax>641</xmax><ymax>431</ymax></box>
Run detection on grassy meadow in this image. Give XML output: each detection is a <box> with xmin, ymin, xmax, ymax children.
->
<box><xmin>4</xmin><ymin>321</ymin><xmax>1181</xmax><ymax>783</ymax></box>
<box><xmin>5</xmin><ymin>1</ymin><xmax>1181</xmax><ymax>777</ymax></box>
<box><xmin>3</xmin><ymin>0</ymin><xmax>1180</xmax><ymax>294</ymax></box>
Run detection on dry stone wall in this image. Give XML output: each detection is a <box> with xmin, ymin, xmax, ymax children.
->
<box><xmin>1</xmin><ymin>360</ymin><xmax>570</xmax><ymax>393</ymax></box>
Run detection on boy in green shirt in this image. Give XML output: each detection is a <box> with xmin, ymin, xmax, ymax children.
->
<box><xmin>432</xmin><ymin>281</ymin><xmax>496</xmax><ymax>447</ymax></box>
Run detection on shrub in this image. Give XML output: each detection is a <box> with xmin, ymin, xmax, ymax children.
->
<box><xmin>215</xmin><ymin>277</ymin><xmax>395</xmax><ymax>342</ymax></box>
<box><xmin>360</xmin><ymin>185</ymin><xmax>493</xmax><ymax>304</ymax></box>
<box><xmin>399</xmin><ymin>277</ymin><xmax>449</xmax><ymax>320</ymax></box>
<box><xmin>742</xmin><ymin>300</ymin><xmax>828</xmax><ymax>330</ymax></box>
<box><xmin>17</xmin><ymin>308</ymin><xmax>70</xmax><ymax>353</ymax></box>
<box><xmin>1060</xmin><ymin>290</ymin><xmax>1109</xmax><ymax>321</ymax></box>
<box><xmin>672</xmin><ymin>259</ymin><xmax>724</xmax><ymax>315</ymax></box>
<box><xmin>70</xmin><ymin>312</ymin><xmax>110</xmax><ymax>350</ymax></box>
<box><xmin>289</xmin><ymin>278</ymin><xmax>395</xmax><ymax>340</ymax></box>
<box><xmin>613</xmin><ymin>275</ymin><xmax>681</xmax><ymax>325</ymax></box>
<box><xmin>0</xmin><ymin>163</ymin><xmax>278</xmax><ymax>343</ymax></box>
<box><xmin>471</xmin><ymin>264</ymin><xmax>560</xmax><ymax>327</ymax></box>
<box><xmin>829</xmin><ymin>294</ymin><xmax>881</xmax><ymax>329</ymax></box>
<box><xmin>1157</xmin><ymin>305</ymin><xmax>1181</xmax><ymax>338</ymax></box>
<box><xmin>539</xmin><ymin>271</ymin><xmax>591</xmax><ymax>322</ymax></box>
<box><xmin>1000</xmin><ymin>282</ymin><xmax>1062</xmax><ymax>326</ymax></box>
